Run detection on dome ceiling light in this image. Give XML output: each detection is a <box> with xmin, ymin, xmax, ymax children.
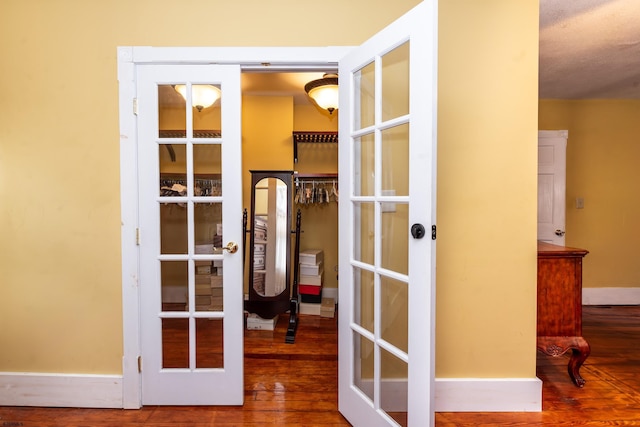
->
<box><xmin>304</xmin><ymin>73</ymin><xmax>339</xmax><ymax>114</ymax></box>
<box><xmin>173</xmin><ymin>84</ymin><xmax>221</xmax><ymax>112</ymax></box>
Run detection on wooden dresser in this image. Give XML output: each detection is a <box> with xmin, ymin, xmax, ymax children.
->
<box><xmin>537</xmin><ymin>240</ymin><xmax>590</xmax><ymax>387</ymax></box>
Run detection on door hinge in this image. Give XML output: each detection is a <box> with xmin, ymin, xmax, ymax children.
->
<box><xmin>431</xmin><ymin>225</ymin><xmax>437</xmax><ymax>240</ymax></box>
<box><xmin>136</xmin><ymin>228</ymin><xmax>140</xmax><ymax>245</ymax></box>
<box><xmin>137</xmin><ymin>356</ymin><xmax>142</xmax><ymax>373</ymax></box>
<box><xmin>133</xmin><ymin>98</ymin><xmax>138</xmax><ymax>116</ymax></box>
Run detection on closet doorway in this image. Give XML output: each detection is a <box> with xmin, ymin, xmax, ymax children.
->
<box><xmin>119</xmin><ymin>4</ymin><xmax>437</xmax><ymax>423</ymax></box>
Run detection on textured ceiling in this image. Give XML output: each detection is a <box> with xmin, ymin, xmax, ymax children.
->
<box><xmin>540</xmin><ymin>0</ymin><xmax>640</xmax><ymax>98</ymax></box>
<box><xmin>169</xmin><ymin>1</ymin><xmax>640</xmax><ymax>105</ymax></box>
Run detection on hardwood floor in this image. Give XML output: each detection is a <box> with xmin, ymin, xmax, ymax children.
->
<box><xmin>1</xmin><ymin>305</ymin><xmax>640</xmax><ymax>426</ymax></box>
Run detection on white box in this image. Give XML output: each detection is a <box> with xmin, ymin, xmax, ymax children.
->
<box><xmin>299</xmin><ymin>272</ymin><xmax>323</xmax><ymax>286</ymax></box>
<box><xmin>300</xmin><ymin>261</ymin><xmax>323</xmax><ymax>276</ymax></box>
<box><xmin>216</xmin><ymin>223</ymin><xmax>223</xmax><ymax>236</ymax></box>
<box><xmin>246</xmin><ymin>314</ymin><xmax>279</xmax><ymax>330</ymax></box>
<box><xmin>299</xmin><ymin>249</ymin><xmax>323</xmax><ymax>265</ymax></box>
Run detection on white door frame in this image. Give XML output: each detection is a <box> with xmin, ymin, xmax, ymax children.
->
<box><xmin>118</xmin><ymin>46</ymin><xmax>353</xmax><ymax>409</ymax></box>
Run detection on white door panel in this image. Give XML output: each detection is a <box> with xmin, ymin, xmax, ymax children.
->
<box><xmin>137</xmin><ymin>64</ymin><xmax>243</xmax><ymax>405</ymax></box>
<box><xmin>538</xmin><ymin>130</ymin><xmax>567</xmax><ymax>245</ymax></box>
<box><xmin>338</xmin><ymin>2</ymin><xmax>437</xmax><ymax>426</ymax></box>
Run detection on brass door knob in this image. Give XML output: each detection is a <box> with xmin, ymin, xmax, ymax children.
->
<box><xmin>221</xmin><ymin>241</ymin><xmax>238</xmax><ymax>254</ymax></box>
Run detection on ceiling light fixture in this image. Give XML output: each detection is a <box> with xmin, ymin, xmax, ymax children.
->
<box><xmin>304</xmin><ymin>73</ymin><xmax>339</xmax><ymax>114</ymax></box>
<box><xmin>173</xmin><ymin>84</ymin><xmax>221</xmax><ymax>112</ymax></box>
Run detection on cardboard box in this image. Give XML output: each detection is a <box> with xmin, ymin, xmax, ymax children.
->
<box><xmin>321</xmin><ymin>298</ymin><xmax>335</xmax><ymax>318</ymax></box>
<box><xmin>196</xmin><ymin>264</ymin><xmax>212</xmax><ymax>275</ymax></box>
<box><xmin>300</xmin><ymin>261</ymin><xmax>323</xmax><ymax>276</ymax></box>
<box><xmin>299</xmin><ymin>302</ymin><xmax>322</xmax><ymax>316</ymax></box>
<box><xmin>299</xmin><ymin>249</ymin><xmax>323</xmax><ymax>265</ymax></box>
<box><xmin>195</xmin><ymin>284</ymin><xmax>212</xmax><ymax>296</ymax></box>
<box><xmin>210</xmin><ymin>275</ymin><xmax>223</xmax><ymax>288</ymax></box>
<box><xmin>196</xmin><ymin>274</ymin><xmax>211</xmax><ymax>285</ymax></box>
<box><xmin>246</xmin><ymin>313</ymin><xmax>279</xmax><ymax>330</ymax></box>
<box><xmin>195</xmin><ymin>243</ymin><xmax>214</xmax><ymax>254</ymax></box>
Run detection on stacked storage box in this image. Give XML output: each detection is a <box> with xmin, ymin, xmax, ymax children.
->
<box><xmin>298</xmin><ymin>249</ymin><xmax>324</xmax><ymax>315</ymax></box>
<box><xmin>191</xmin><ymin>259</ymin><xmax>224</xmax><ymax>311</ymax></box>
<box><xmin>190</xmin><ymin>224</ymin><xmax>224</xmax><ymax>311</ymax></box>
<box><xmin>253</xmin><ymin>216</ymin><xmax>268</xmax><ymax>295</ymax></box>
<box><xmin>194</xmin><ymin>261</ymin><xmax>213</xmax><ymax>310</ymax></box>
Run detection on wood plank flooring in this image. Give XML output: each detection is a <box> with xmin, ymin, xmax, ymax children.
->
<box><xmin>1</xmin><ymin>305</ymin><xmax>640</xmax><ymax>426</ymax></box>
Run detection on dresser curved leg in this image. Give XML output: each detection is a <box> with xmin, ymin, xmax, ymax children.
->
<box><xmin>568</xmin><ymin>337</ymin><xmax>591</xmax><ymax>388</ymax></box>
<box><xmin>538</xmin><ymin>336</ymin><xmax>591</xmax><ymax>387</ymax></box>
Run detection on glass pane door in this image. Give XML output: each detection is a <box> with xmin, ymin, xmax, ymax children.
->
<box><xmin>137</xmin><ymin>64</ymin><xmax>243</xmax><ymax>405</ymax></box>
<box><xmin>338</xmin><ymin>2</ymin><xmax>437</xmax><ymax>426</ymax></box>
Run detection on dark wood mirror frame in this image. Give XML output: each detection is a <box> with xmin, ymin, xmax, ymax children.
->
<box><xmin>244</xmin><ymin>170</ymin><xmax>301</xmax><ymax>343</ymax></box>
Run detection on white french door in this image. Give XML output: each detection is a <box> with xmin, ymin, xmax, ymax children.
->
<box><xmin>136</xmin><ymin>64</ymin><xmax>244</xmax><ymax>405</ymax></box>
<box><xmin>338</xmin><ymin>2</ymin><xmax>438</xmax><ymax>426</ymax></box>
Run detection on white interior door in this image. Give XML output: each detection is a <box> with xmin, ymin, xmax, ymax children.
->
<box><xmin>538</xmin><ymin>130</ymin><xmax>567</xmax><ymax>245</ymax></box>
<box><xmin>338</xmin><ymin>2</ymin><xmax>437</xmax><ymax>426</ymax></box>
<box><xmin>137</xmin><ymin>64</ymin><xmax>244</xmax><ymax>405</ymax></box>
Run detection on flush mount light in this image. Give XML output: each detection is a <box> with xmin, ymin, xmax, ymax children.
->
<box><xmin>304</xmin><ymin>73</ymin><xmax>339</xmax><ymax>114</ymax></box>
<box><xmin>173</xmin><ymin>84</ymin><xmax>221</xmax><ymax>112</ymax></box>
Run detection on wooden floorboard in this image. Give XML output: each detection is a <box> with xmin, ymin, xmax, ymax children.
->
<box><xmin>2</xmin><ymin>306</ymin><xmax>640</xmax><ymax>425</ymax></box>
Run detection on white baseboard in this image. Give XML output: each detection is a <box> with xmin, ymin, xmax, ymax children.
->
<box><xmin>0</xmin><ymin>372</ymin><xmax>541</xmax><ymax>412</ymax></box>
<box><xmin>321</xmin><ymin>287</ymin><xmax>338</xmax><ymax>303</ymax></box>
<box><xmin>434</xmin><ymin>378</ymin><xmax>542</xmax><ymax>412</ymax></box>
<box><xmin>0</xmin><ymin>373</ymin><xmax>123</xmax><ymax>408</ymax></box>
<box><xmin>583</xmin><ymin>287</ymin><xmax>640</xmax><ymax>305</ymax></box>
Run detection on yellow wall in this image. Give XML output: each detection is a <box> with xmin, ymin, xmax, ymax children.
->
<box><xmin>539</xmin><ymin>99</ymin><xmax>640</xmax><ymax>288</ymax></box>
<box><xmin>0</xmin><ymin>0</ymin><xmax>538</xmax><ymax>383</ymax></box>
<box><xmin>436</xmin><ymin>0</ymin><xmax>539</xmax><ymax>377</ymax></box>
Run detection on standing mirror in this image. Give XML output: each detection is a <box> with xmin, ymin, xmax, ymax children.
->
<box><xmin>245</xmin><ymin>171</ymin><xmax>300</xmax><ymax>341</ymax></box>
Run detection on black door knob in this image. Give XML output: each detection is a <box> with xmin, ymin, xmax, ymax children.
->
<box><xmin>411</xmin><ymin>223</ymin><xmax>426</xmax><ymax>239</ymax></box>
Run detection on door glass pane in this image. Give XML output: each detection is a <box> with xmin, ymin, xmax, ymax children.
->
<box><xmin>194</xmin><ymin>260</ymin><xmax>224</xmax><ymax>313</ymax></box>
<box><xmin>353</xmin><ymin>202</ymin><xmax>374</xmax><ymax>265</ymax></box>
<box><xmin>353</xmin><ymin>267</ymin><xmax>374</xmax><ymax>333</ymax></box>
<box><xmin>380</xmin><ymin>276</ymin><xmax>408</xmax><ymax>353</ymax></box>
<box><xmin>353</xmin><ymin>333</ymin><xmax>375</xmax><ymax>403</ymax></box>
<box><xmin>158</xmin><ymin>84</ymin><xmax>186</xmax><ymax>137</ymax></box>
<box><xmin>161</xmin><ymin>203</ymin><xmax>188</xmax><ymax>255</ymax></box>
<box><xmin>190</xmin><ymin>84</ymin><xmax>221</xmax><ymax>137</ymax></box>
<box><xmin>354</xmin><ymin>61</ymin><xmax>376</xmax><ymax>130</ymax></box>
<box><xmin>161</xmin><ymin>261</ymin><xmax>188</xmax><ymax>312</ymax></box>
<box><xmin>196</xmin><ymin>318</ymin><xmax>223</xmax><ymax>368</ymax></box>
<box><xmin>194</xmin><ymin>203</ymin><xmax>222</xmax><ymax>255</ymax></box>
<box><xmin>162</xmin><ymin>318</ymin><xmax>189</xmax><ymax>369</ymax></box>
<box><xmin>354</xmin><ymin>133</ymin><xmax>375</xmax><ymax>197</ymax></box>
<box><xmin>381</xmin><ymin>123</ymin><xmax>409</xmax><ymax>196</ymax></box>
<box><xmin>381</xmin><ymin>41</ymin><xmax>410</xmax><ymax>122</ymax></box>
<box><xmin>381</xmin><ymin>202</ymin><xmax>408</xmax><ymax>275</ymax></box>
<box><xmin>381</xmin><ymin>347</ymin><xmax>408</xmax><ymax>427</ymax></box>
<box><xmin>193</xmin><ymin>144</ymin><xmax>222</xmax><ymax>196</ymax></box>
<box><xmin>159</xmin><ymin>144</ymin><xmax>187</xmax><ymax>196</ymax></box>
